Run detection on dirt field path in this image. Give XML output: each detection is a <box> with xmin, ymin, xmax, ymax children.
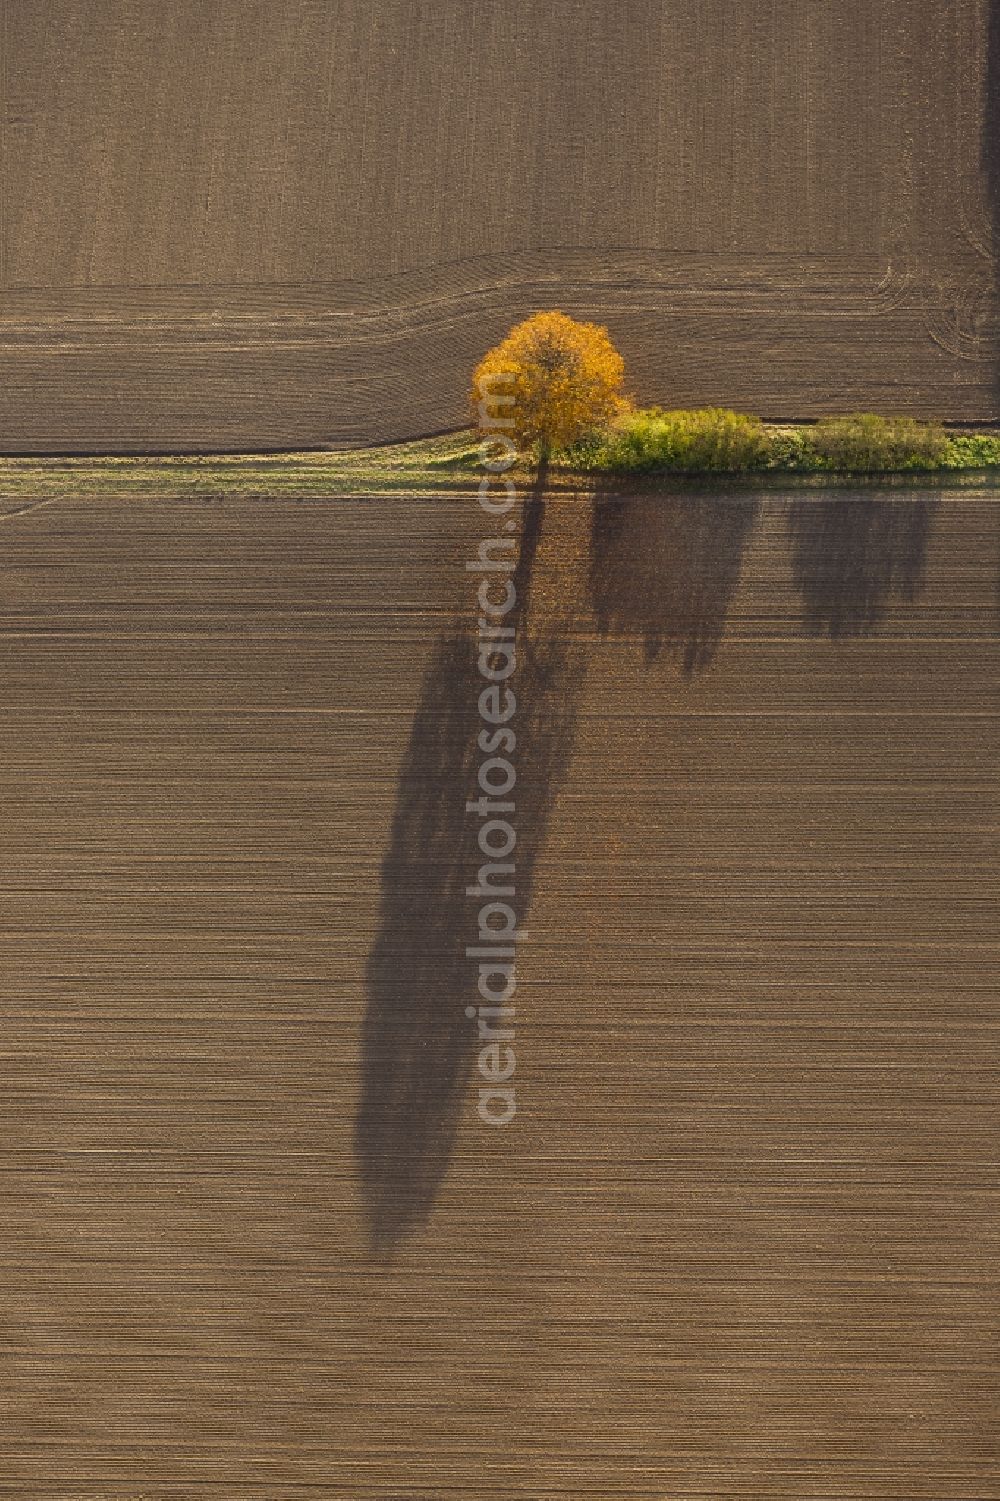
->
<box><xmin>0</xmin><ymin>482</ymin><xmax>996</xmax><ymax>1498</ymax></box>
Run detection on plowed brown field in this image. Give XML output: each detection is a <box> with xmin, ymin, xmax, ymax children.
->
<box><xmin>1</xmin><ymin>0</ymin><xmax>998</xmax><ymax>450</ymax></box>
<box><xmin>0</xmin><ymin>476</ymin><xmax>997</xmax><ymax>1497</ymax></box>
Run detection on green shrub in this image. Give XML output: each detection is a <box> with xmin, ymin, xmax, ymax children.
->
<box><xmin>943</xmin><ymin>432</ymin><xmax>1000</xmax><ymax>469</ymax></box>
<box><xmin>594</xmin><ymin>407</ymin><xmax>770</xmax><ymax>472</ymax></box>
<box><xmin>766</xmin><ymin>427</ymin><xmax>823</xmax><ymax>472</ymax></box>
<box><xmin>559</xmin><ymin>408</ymin><xmax>1000</xmax><ymax>475</ymax></box>
<box><xmin>807</xmin><ymin>413</ymin><xmax>949</xmax><ymax>471</ymax></box>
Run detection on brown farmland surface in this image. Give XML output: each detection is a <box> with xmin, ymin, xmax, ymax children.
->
<box><xmin>0</xmin><ymin>475</ymin><xmax>997</xmax><ymax>1497</ymax></box>
<box><xmin>1</xmin><ymin>0</ymin><xmax>999</xmax><ymax>450</ymax></box>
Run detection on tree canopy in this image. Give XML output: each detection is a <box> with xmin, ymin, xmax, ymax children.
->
<box><xmin>472</xmin><ymin>311</ymin><xmax>627</xmax><ymax>457</ymax></box>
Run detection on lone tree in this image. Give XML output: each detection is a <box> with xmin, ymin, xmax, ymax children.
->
<box><xmin>472</xmin><ymin>310</ymin><xmax>626</xmax><ymax>461</ymax></box>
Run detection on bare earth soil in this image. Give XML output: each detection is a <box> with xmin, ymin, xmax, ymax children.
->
<box><xmin>1</xmin><ymin>0</ymin><xmax>998</xmax><ymax>450</ymax></box>
<box><xmin>0</xmin><ymin>480</ymin><xmax>997</xmax><ymax>1498</ymax></box>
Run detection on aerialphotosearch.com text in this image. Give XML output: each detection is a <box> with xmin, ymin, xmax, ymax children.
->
<box><xmin>465</xmin><ymin>372</ymin><xmax>521</xmax><ymax>1126</ymax></box>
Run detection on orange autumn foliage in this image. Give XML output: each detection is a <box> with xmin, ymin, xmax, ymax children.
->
<box><xmin>472</xmin><ymin>311</ymin><xmax>627</xmax><ymax>456</ymax></box>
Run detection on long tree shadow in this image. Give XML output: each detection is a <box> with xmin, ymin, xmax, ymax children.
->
<box><xmin>588</xmin><ymin>482</ymin><xmax>760</xmax><ymax>675</ymax></box>
<box><xmin>787</xmin><ymin>495</ymin><xmax>938</xmax><ymax>639</ymax></box>
<box><xmin>355</xmin><ymin>471</ymin><xmax>586</xmax><ymax>1252</ymax></box>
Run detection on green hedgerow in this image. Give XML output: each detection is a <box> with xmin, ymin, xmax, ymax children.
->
<box><xmin>943</xmin><ymin>432</ymin><xmax>1000</xmax><ymax>469</ymax></box>
<box><xmin>806</xmin><ymin>413</ymin><xmax>950</xmax><ymax>472</ymax></box>
<box><xmin>587</xmin><ymin>406</ymin><xmax>771</xmax><ymax>473</ymax></box>
<box><xmin>558</xmin><ymin>407</ymin><xmax>1000</xmax><ymax>475</ymax></box>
